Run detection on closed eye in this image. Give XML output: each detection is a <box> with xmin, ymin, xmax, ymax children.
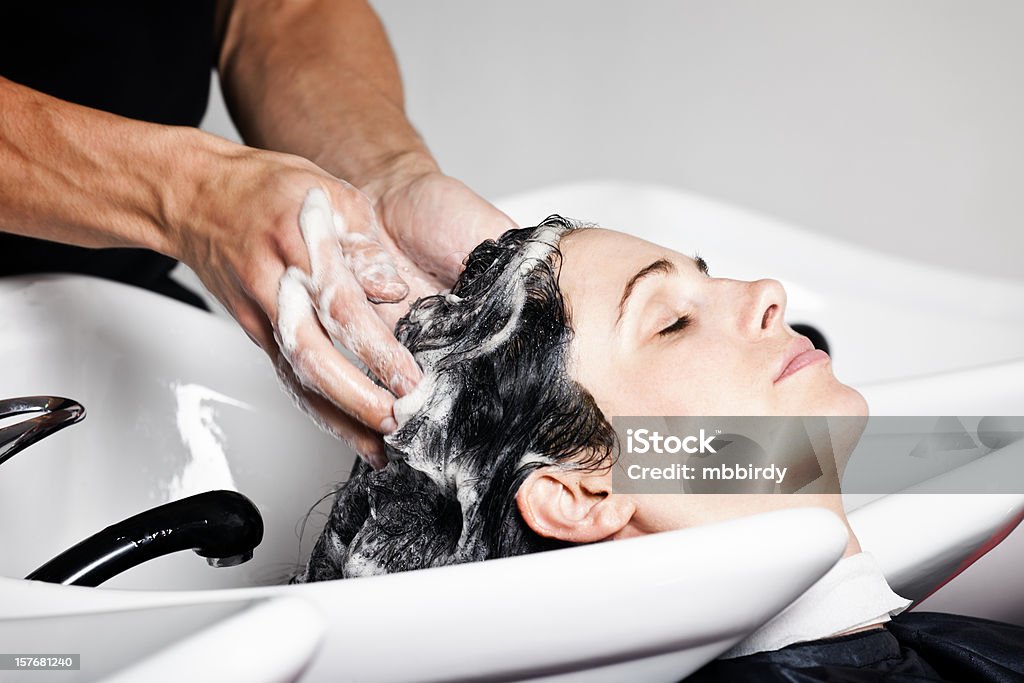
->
<box><xmin>659</xmin><ymin>314</ymin><xmax>692</xmax><ymax>336</ymax></box>
<box><xmin>693</xmin><ymin>253</ymin><xmax>710</xmax><ymax>277</ymax></box>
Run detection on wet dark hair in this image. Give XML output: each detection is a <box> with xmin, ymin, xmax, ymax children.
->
<box><xmin>296</xmin><ymin>216</ymin><xmax>618</xmax><ymax>581</ymax></box>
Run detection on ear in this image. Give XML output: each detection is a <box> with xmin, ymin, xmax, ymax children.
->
<box><xmin>516</xmin><ymin>465</ymin><xmax>635</xmax><ymax>543</ymax></box>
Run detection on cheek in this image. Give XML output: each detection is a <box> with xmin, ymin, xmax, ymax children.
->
<box><xmin>679</xmin><ymin>341</ymin><xmax>766</xmax><ymax>412</ymax></box>
<box><xmin>606</xmin><ymin>341</ymin><xmax>772</xmax><ymax>416</ymax></box>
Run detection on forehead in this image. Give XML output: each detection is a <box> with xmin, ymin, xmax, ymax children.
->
<box><xmin>556</xmin><ymin>228</ymin><xmax>685</xmax><ymax>318</ymax></box>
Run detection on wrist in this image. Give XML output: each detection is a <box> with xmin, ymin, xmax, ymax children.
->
<box><xmin>155</xmin><ymin>127</ymin><xmax>241</xmax><ymax>263</ymax></box>
<box><xmin>355</xmin><ymin>149</ymin><xmax>440</xmax><ymax>207</ymax></box>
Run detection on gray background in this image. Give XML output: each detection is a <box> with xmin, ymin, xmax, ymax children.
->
<box><xmin>201</xmin><ymin>0</ymin><xmax>1024</xmax><ymax>282</ymax></box>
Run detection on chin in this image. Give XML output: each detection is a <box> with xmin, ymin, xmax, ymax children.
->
<box><xmin>781</xmin><ymin>374</ymin><xmax>868</xmax><ymax>417</ymax></box>
<box><xmin>820</xmin><ymin>382</ymin><xmax>869</xmax><ymax>417</ymax></box>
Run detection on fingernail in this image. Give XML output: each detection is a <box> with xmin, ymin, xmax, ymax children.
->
<box><xmin>371</xmin><ymin>283</ymin><xmax>408</xmax><ymax>305</ymax></box>
<box><xmin>380</xmin><ymin>416</ymin><xmax>398</xmax><ymax>433</ymax></box>
<box><xmin>382</xmin><ymin>280</ymin><xmax>409</xmax><ymax>298</ymax></box>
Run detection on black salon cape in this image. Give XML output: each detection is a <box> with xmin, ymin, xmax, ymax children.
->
<box><xmin>685</xmin><ymin>611</ymin><xmax>1024</xmax><ymax>682</ymax></box>
<box><xmin>0</xmin><ymin>2</ymin><xmax>215</xmax><ymax>309</ymax></box>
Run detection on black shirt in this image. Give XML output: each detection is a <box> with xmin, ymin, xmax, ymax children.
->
<box><xmin>0</xmin><ymin>1</ymin><xmax>216</xmax><ymax>296</ymax></box>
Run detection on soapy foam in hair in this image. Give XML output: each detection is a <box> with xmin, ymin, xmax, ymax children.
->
<box><xmin>296</xmin><ymin>216</ymin><xmax>619</xmax><ymax>581</ymax></box>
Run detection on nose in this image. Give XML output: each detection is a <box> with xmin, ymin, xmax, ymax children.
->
<box><xmin>744</xmin><ymin>279</ymin><xmax>787</xmax><ymax>337</ymax></box>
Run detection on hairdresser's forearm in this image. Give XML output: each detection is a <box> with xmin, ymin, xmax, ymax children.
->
<box><xmin>0</xmin><ymin>76</ymin><xmax>222</xmax><ymax>258</ymax></box>
<box><xmin>216</xmin><ymin>0</ymin><xmax>438</xmax><ymax>200</ymax></box>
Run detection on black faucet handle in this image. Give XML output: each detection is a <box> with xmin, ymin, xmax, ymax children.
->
<box><xmin>0</xmin><ymin>396</ymin><xmax>85</xmax><ymax>468</ymax></box>
<box><xmin>26</xmin><ymin>490</ymin><xmax>265</xmax><ymax>587</ymax></box>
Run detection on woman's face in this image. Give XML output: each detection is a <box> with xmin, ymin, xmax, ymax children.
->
<box><xmin>557</xmin><ymin>228</ymin><xmax>867</xmax><ymax>418</ymax></box>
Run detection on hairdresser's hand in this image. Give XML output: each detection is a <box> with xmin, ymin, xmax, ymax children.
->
<box><xmin>361</xmin><ymin>159</ymin><xmax>518</xmax><ymax>328</ymax></box>
<box><xmin>176</xmin><ymin>145</ymin><xmax>422</xmax><ymax>468</ymax></box>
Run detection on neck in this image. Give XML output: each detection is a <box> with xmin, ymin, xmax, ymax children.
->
<box><xmin>623</xmin><ymin>493</ymin><xmax>864</xmax><ymax>557</ymax></box>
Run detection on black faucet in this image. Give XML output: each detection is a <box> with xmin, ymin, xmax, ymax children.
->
<box><xmin>26</xmin><ymin>490</ymin><xmax>264</xmax><ymax>587</ymax></box>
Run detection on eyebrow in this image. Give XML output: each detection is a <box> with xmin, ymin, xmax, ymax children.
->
<box><xmin>614</xmin><ymin>256</ymin><xmax>710</xmax><ymax>327</ymax></box>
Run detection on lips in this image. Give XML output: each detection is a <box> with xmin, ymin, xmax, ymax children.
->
<box><xmin>774</xmin><ymin>337</ymin><xmax>830</xmax><ymax>383</ymax></box>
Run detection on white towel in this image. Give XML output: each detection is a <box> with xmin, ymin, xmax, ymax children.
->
<box><xmin>720</xmin><ymin>551</ymin><xmax>913</xmax><ymax>659</ymax></box>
